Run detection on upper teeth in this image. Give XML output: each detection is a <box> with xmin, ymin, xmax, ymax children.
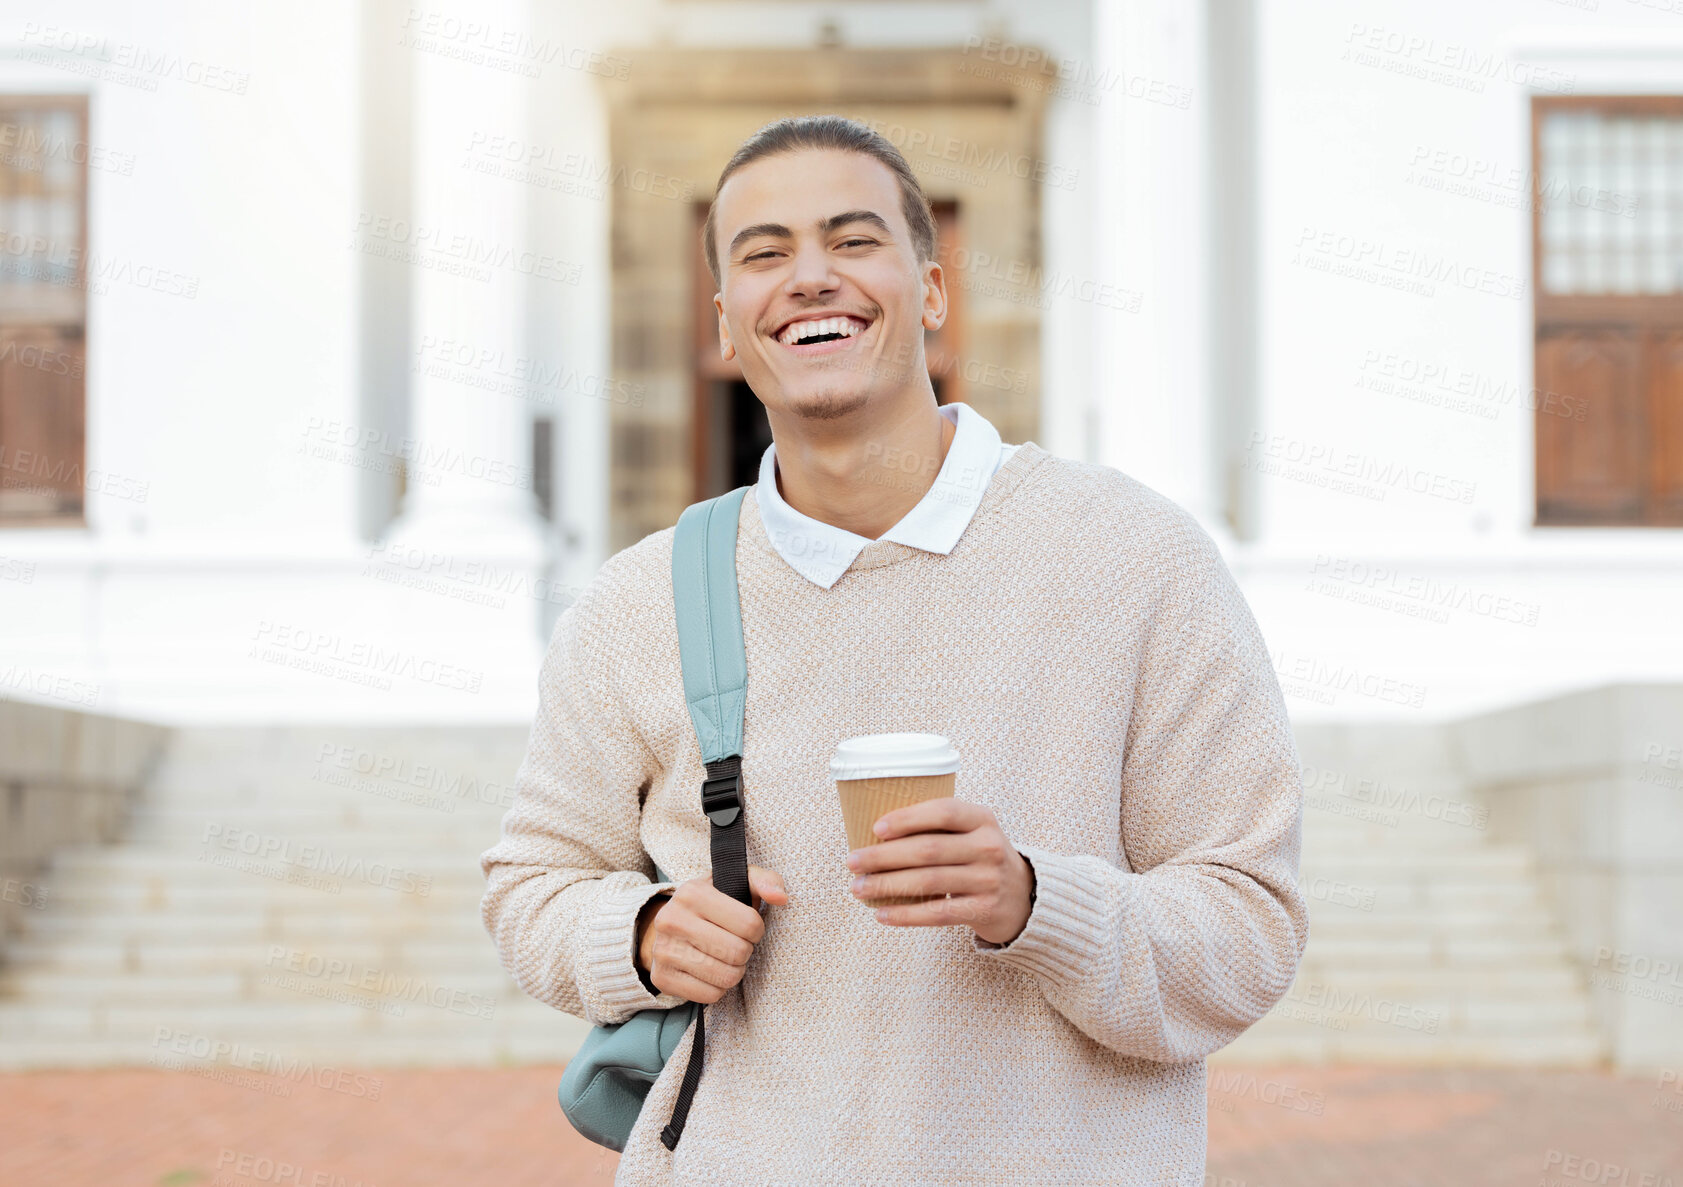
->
<box><xmin>778</xmin><ymin>316</ymin><xmax>866</xmax><ymax>346</ymax></box>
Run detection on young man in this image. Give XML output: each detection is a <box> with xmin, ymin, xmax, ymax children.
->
<box><xmin>481</xmin><ymin>115</ymin><xmax>1307</xmax><ymax>1186</ymax></box>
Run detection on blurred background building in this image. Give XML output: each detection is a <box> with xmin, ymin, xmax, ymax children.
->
<box><xmin>0</xmin><ymin>0</ymin><xmax>1679</xmax><ymax>1083</ymax></box>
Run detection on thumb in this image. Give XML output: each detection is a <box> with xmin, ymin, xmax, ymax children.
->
<box><xmin>747</xmin><ymin>865</ymin><xmax>789</xmax><ymax>908</ymax></box>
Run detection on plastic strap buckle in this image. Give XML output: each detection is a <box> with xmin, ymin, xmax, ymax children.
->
<box><xmin>701</xmin><ymin>769</ymin><xmax>742</xmax><ymax>828</ymax></box>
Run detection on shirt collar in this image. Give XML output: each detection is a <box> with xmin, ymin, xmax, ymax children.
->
<box><xmin>756</xmin><ymin>401</ymin><xmax>1006</xmax><ymax>590</ymax></box>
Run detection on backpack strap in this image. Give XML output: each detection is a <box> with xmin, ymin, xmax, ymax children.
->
<box><xmin>660</xmin><ymin>484</ymin><xmax>751</xmax><ymax>1151</ymax></box>
<box><xmin>673</xmin><ymin>487</ymin><xmax>749</xmax><ymax>767</ymax></box>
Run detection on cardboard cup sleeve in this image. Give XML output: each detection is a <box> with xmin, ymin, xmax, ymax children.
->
<box><xmin>836</xmin><ymin>771</ymin><xmax>956</xmax><ymax>907</ymax></box>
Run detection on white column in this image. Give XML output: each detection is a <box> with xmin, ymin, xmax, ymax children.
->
<box><xmin>382</xmin><ymin>0</ymin><xmax>549</xmax><ymax>566</ymax></box>
<box><xmin>1091</xmin><ymin>0</ymin><xmax>1232</xmax><ymax>549</ymax></box>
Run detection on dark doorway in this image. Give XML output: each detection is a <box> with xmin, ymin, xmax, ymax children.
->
<box><xmin>721</xmin><ymin>378</ymin><xmax>774</xmax><ymax>492</ymax></box>
<box><xmin>705</xmin><ymin>374</ymin><xmax>951</xmax><ymax>499</ymax></box>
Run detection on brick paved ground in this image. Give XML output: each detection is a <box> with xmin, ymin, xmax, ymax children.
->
<box><xmin>1204</xmin><ymin>1066</ymin><xmax>1682</xmax><ymax>1187</ymax></box>
<box><xmin>0</xmin><ymin>1065</ymin><xmax>1677</xmax><ymax>1186</ymax></box>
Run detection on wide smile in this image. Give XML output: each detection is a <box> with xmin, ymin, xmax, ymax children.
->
<box><xmin>770</xmin><ymin>313</ymin><xmax>875</xmax><ymax>357</ymax></box>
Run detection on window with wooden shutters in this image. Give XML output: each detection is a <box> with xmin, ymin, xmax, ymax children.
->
<box><xmin>1533</xmin><ymin>95</ymin><xmax>1683</xmax><ymax>526</ymax></box>
<box><xmin>0</xmin><ymin>95</ymin><xmax>88</xmax><ymax>525</ymax></box>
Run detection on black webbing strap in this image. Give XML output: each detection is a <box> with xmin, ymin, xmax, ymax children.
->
<box><xmin>700</xmin><ymin>756</ymin><xmax>750</xmax><ymax>903</ymax></box>
<box><xmin>660</xmin><ymin>755</ymin><xmax>749</xmax><ymax>1150</ymax></box>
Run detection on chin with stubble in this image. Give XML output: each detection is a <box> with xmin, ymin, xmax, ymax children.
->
<box><xmin>783</xmin><ymin>383</ymin><xmax>872</xmax><ymax>422</ymax></box>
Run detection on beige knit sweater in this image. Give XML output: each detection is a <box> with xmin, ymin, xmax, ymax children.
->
<box><xmin>480</xmin><ymin>440</ymin><xmax>1308</xmax><ymax>1186</ymax></box>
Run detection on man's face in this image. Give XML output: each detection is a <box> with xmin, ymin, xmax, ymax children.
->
<box><xmin>711</xmin><ymin>148</ymin><xmax>945</xmax><ymax>424</ymax></box>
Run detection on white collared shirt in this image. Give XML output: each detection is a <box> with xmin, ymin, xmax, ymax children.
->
<box><xmin>756</xmin><ymin>401</ymin><xmax>1021</xmax><ymax>589</ymax></box>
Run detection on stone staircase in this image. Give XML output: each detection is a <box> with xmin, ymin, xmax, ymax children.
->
<box><xmin>0</xmin><ymin>721</ymin><xmax>1606</xmax><ymax>1070</ymax></box>
<box><xmin>0</xmin><ymin>725</ymin><xmax>589</xmax><ymax>1070</ymax></box>
<box><xmin>1215</xmin><ymin>722</ymin><xmax>1605</xmax><ymax>1066</ymax></box>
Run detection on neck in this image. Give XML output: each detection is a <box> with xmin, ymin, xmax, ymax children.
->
<box><xmin>768</xmin><ymin>395</ymin><xmax>956</xmax><ymax>540</ymax></box>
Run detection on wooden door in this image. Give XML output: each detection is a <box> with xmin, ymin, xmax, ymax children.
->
<box><xmin>1534</xmin><ymin>328</ymin><xmax>1643</xmax><ymax>525</ymax></box>
<box><xmin>0</xmin><ymin>326</ymin><xmax>86</xmax><ymax>517</ymax></box>
<box><xmin>0</xmin><ymin>96</ymin><xmax>89</xmax><ymax>525</ymax></box>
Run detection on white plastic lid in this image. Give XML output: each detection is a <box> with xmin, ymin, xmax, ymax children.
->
<box><xmin>829</xmin><ymin>732</ymin><xmax>960</xmax><ymax>780</ymax></box>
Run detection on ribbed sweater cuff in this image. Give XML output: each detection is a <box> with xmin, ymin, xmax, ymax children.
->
<box><xmin>971</xmin><ymin>844</ymin><xmax>1117</xmax><ymax>984</ymax></box>
<box><xmin>582</xmin><ymin>878</ymin><xmax>690</xmax><ymax>1020</ymax></box>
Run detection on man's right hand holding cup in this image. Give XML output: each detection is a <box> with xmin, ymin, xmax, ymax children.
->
<box><xmin>634</xmin><ymin>865</ymin><xmax>788</xmax><ymax>1004</ymax></box>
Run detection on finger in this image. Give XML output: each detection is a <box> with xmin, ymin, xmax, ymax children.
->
<box><xmin>683</xmin><ymin>881</ymin><xmax>766</xmax><ymax>944</ymax></box>
<box><xmin>854</xmin><ymin>862</ymin><xmax>991</xmax><ymax>904</ymax></box>
<box><xmin>655</xmin><ymin>964</ymin><xmax>733</xmax><ymax>1005</ymax></box>
<box><xmin>747</xmin><ymin>865</ymin><xmax>788</xmax><ymax>913</ymax></box>
<box><xmin>660</xmin><ymin>932</ymin><xmax>751</xmax><ymax>986</ymax></box>
<box><xmin>871</xmin><ymin>893</ymin><xmax>979</xmax><ymax>928</ymax></box>
<box><xmin>677</xmin><ymin>913</ymin><xmax>758</xmax><ymax>967</ymax></box>
<box><xmin>748</xmin><ymin>865</ymin><xmax>789</xmax><ymax>905</ymax></box>
<box><xmin>872</xmin><ymin>797</ymin><xmax>984</xmax><ymax>841</ymax></box>
<box><xmin>848</xmin><ymin>830</ymin><xmax>975</xmax><ymax>875</ymax></box>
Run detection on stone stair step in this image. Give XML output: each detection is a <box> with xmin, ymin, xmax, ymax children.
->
<box><xmin>0</xmin><ymin>1030</ymin><xmax>582</xmax><ymax>1072</ymax></box>
<box><xmin>1457</xmin><ymin>999</ymin><xmax>1599</xmax><ymax>1032</ymax></box>
<box><xmin>41</xmin><ymin>884</ymin><xmax>475</xmax><ymax>911</ymax></box>
<box><xmin>1303</xmin><ymin>885</ymin><xmax>1544</xmax><ymax>913</ymax></box>
<box><xmin>0</xmin><ymin>998</ymin><xmax>568</xmax><ymax>1050</ymax></box>
<box><xmin>1277</xmin><ymin>966</ymin><xmax>1585</xmax><ymax>996</ymax></box>
<box><xmin>43</xmin><ymin>873</ymin><xmax>484</xmax><ymax>900</ymax></box>
<box><xmin>1259</xmin><ymin>994</ymin><xmax>1595</xmax><ymax>1028</ymax></box>
<box><xmin>1298</xmin><ymin>857</ymin><xmax>1534</xmax><ymax>881</ymax></box>
<box><xmin>1216</xmin><ymin>1027</ymin><xmax>1603</xmax><ymax>1067</ymax></box>
<box><xmin>49</xmin><ymin>850</ymin><xmax>491</xmax><ymax>877</ymax></box>
<box><xmin>1298</xmin><ymin>936</ymin><xmax>1570</xmax><ymax>965</ymax></box>
<box><xmin>1302</xmin><ymin>911</ymin><xmax>1558</xmax><ymax>939</ymax></box>
<box><xmin>123</xmin><ymin>802</ymin><xmax>512</xmax><ymax>826</ymax></box>
<box><xmin>1301</xmin><ymin>819</ymin><xmax>1492</xmax><ymax>842</ymax></box>
<box><xmin>127</xmin><ymin>791</ymin><xmax>511</xmax><ymax>812</ymax></box>
<box><xmin>0</xmin><ymin>971</ymin><xmax>247</xmax><ymax>1004</ymax></box>
<box><xmin>96</xmin><ymin>1001</ymin><xmax>557</xmax><ymax>1041</ymax></box>
<box><xmin>1246</xmin><ymin>1010</ymin><xmax>1602</xmax><ymax>1044</ymax></box>
<box><xmin>2</xmin><ymin>938</ymin><xmax>503</xmax><ymax>975</ymax></box>
<box><xmin>17</xmin><ymin>914</ymin><xmax>488</xmax><ymax>943</ymax></box>
<box><xmin>139</xmin><ymin>813</ymin><xmax>502</xmax><ymax>834</ymax></box>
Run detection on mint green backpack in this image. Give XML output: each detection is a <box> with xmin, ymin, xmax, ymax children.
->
<box><xmin>556</xmin><ymin>485</ymin><xmax>754</xmax><ymax>1153</ymax></box>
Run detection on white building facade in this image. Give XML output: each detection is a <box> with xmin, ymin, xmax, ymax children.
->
<box><xmin>0</xmin><ymin>0</ymin><xmax>1678</xmax><ymax>727</ymax></box>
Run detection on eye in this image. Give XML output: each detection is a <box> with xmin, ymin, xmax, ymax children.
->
<box><xmin>743</xmin><ymin>238</ymin><xmax>873</xmax><ymax>262</ymax></box>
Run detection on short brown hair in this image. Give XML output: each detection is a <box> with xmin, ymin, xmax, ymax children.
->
<box><xmin>701</xmin><ymin>114</ymin><xmax>937</xmax><ymax>291</ymax></box>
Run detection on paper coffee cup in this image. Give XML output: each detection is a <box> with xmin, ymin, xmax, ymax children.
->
<box><xmin>831</xmin><ymin>733</ymin><xmax>960</xmax><ymax>908</ymax></box>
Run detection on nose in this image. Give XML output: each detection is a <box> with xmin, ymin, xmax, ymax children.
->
<box><xmin>782</xmin><ymin>238</ymin><xmax>839</xmax><ymax>300</ymax></box>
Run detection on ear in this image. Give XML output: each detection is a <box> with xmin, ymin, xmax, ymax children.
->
<box><xmin>715</xmin><ymin>293</ymin><xmax>736</xmax><ymax>362</ymax></box>
<box><xmin>920</xmin><ymin>257</ymin><xmax>948</xmax><ymax>332</ymax></box>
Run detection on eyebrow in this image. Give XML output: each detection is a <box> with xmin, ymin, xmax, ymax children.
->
<box><xmin>728</xmin><ymin>210</ymin><xmax>894</xmax><ymax>260</ymax></box>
